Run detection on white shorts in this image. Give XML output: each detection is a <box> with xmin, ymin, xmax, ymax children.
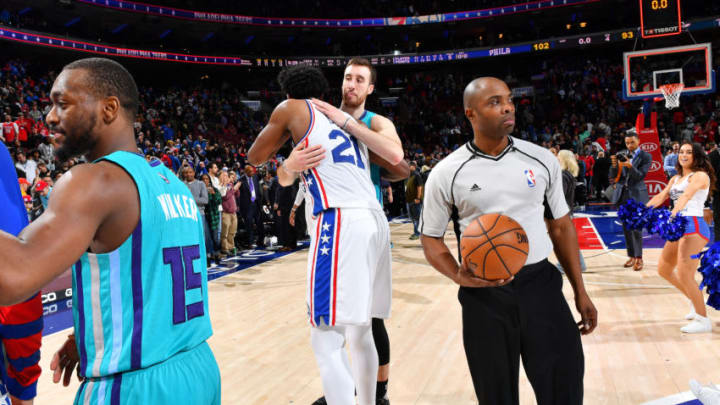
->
<box><xmin>306</xmin><ymin>207</ymin><xmax>391</xmax><ymax>326</ymax></box>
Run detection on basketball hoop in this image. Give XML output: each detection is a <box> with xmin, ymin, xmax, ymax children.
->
<box><xmin>659</xmin><ymin>83</ymin><xmax>684</xmax><ymax>110</ymax></box>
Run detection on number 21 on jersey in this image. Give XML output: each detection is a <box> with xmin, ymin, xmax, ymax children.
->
<box><xmin>329</xmin><ymin>129</ymin><xmax>365</xmax><ymax>169</ymax></box>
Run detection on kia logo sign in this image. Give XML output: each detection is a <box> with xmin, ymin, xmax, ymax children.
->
<box><xmin>650</xmin><ymin>161</ymin><xmax>662</xmax><ymax>172</ymax></box>
<box><xmin>641</xmin><ymin>142</ymin><xmax>658</xmax><ymax>152</ymax></box>
<box><xmin>646</xmin><ymin>180</ymin><xmax>667</xmax><ymax>195</ymax></box>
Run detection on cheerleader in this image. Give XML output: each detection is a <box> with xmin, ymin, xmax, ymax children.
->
<box><xmin>646</xmin><ymin>142</ymin><xmax>716</xmax><ymax>333</ymax></box>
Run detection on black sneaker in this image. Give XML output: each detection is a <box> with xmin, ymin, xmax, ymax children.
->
<box><xmin>311</xmin><ymin>397</ymin><xmax>327</xmax><ymax>405</ymax></box>
<box><xmin>313</xmin><ymin>393</ymin><xmax>386</xmax><ymax>404</ymax></box>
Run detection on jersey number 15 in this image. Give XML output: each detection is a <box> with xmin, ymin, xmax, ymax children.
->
<box><xmin>163</xmin><ymin>245</ymin><xmax>205</xmax><ymax>325</ymax></box>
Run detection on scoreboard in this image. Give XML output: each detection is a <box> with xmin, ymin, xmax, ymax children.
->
<box><xmin>640</xmin><ymin>0</ymin><xmax>682</xmax><ymax>38</ymax></box>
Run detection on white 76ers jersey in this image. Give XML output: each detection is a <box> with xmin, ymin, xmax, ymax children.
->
<box><xmin>296</xmin><ymin>100</ymin><xmax>381</xmax><ymax>216</ymax></box>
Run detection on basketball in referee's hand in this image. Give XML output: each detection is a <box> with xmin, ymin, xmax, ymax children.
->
<box><xmin>461</xmin><ymin>213</ymin><xmax>529</xmax><ymax>280</ymax></box>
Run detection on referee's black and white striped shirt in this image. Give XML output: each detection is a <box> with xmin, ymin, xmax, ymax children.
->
<box><xmin>420</xmin><ymin>136</ymin><xmax>569</xmax><ymax>265</ymax></box>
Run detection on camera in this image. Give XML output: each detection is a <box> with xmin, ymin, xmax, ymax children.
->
<box><xmin>616</xmin><ymin>152</ymin><xmax>629</xmax><ymax>163</ymax></box>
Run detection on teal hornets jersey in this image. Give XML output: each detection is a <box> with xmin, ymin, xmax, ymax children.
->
<box><xmin>72</xmin><ymin>151</ymin><xmax>212</xmax><ymax>378</ymax></box>
<box><xmin>359</xmin><ymin>110</ymin><xmax>383</xmax><ymax>204</ymax></box>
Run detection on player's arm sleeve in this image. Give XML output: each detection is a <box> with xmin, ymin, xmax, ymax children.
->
<box><xmin>419</xmin><ymin>168</ymin><xmax>452</xmax><ymax>237</ymax></box>
<box><xmin>1</xmin><ymin>293</ymin><xmax>43</xmax><ymax>400</ymax></box>
<box><xmin>544</xmin><ymin>156</ymin><xmax>570</xmax><ymax>220</ymax></box>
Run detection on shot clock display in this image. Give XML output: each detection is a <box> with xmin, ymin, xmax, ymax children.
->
<box><xmin>640</xmin><ymin>0</ymin><xmax>682</xmax><ymax>38</ymax></box>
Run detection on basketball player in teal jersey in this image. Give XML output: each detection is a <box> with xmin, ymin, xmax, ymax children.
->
<box><xmin>0</xmin><ymin>58</ymin><xmax>220</xmax><ymax>404</ymax></box>
<box><xmin>311</xmin><ymin>57</ymin><xmax>410</xmax><ymax>405</ymax></box>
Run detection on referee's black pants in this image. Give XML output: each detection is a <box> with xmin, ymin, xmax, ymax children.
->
<box><xmin>458</xmin><ymin>259</ymin><xmax>584</xmax><ymax>405</ymax></box>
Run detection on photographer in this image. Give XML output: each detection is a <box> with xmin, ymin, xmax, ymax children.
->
<box><xmin>609</xmin><ymin>130</ymin><xmax>653</xmax><ymax>271</ymax></box>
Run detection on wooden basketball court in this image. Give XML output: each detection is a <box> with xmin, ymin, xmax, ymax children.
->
<box><xmin>34</xmin><ymin>221</ymin><xmax>720</xmax><ymax>404</ymax></box>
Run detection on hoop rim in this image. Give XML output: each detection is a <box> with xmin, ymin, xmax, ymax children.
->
<box><xmin>659</xmin><ymin>83</ymin><xmax>685</xmax><ymax>94</ymax></box>
<box><xmin>659</xmin><ymin>83</ymin><xmax>684</xmax><ymax>109</ymax></box>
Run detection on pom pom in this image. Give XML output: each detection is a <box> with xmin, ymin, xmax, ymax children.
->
<box><xmin>657</xmin><ymin>215</ymin><xmax>687</xmax><ymax>242</ymax></box>
<box><xmin>695</xmin><ymin>242</ymin><xmax>720</xmax><ymax>310</ymax></box>
<box><xmin>644</xmin><ymin>208</ymin><xmax>672</xmax><ymax>235</ymax></box>
<box><xmin>617</xmin><ymin>199</ymin><xmax>650</xmax><ymax>230</ymax></box>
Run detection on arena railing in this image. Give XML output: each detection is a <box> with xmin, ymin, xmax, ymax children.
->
<box><xmin>75</xmin><ymin>0</ymin><xmax>599</xmax><ymax>28</ymax></box>
<box><xmin>1</xmin><ymin>18</ymin><xmax>718</xmax><ymax>67</ymax></box>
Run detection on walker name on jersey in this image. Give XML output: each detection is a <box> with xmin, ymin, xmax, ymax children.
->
<box><xmin>157</xmin><ymin>193</ymin><xmax>200</xmax><ymax>222</ymax></box>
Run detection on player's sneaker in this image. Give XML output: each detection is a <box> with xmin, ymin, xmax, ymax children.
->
<box><xmin>690</xmin><ymin>379</ymin><xmax>720</xmax><ymax>405</ymax></box>
<box><xmin>311</xmin><ymin>397</ymin><xmax>327</xmax><ymax>405</ymax></box>
<box><xmin>686</xmin><ymin>306</ymin><xmax>696</xmax><ymax>320</ymax></box>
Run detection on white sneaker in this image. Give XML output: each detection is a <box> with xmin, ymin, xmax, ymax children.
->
<box><xmin>681</xmin><ymin>315</ymin><xmax>712</xmax><ymax>334</ymax></box>
<box><xmin>690</xmin><ymin>379</ymin><xmax>720</xmax><ymax>405</ymax></box>
<box><xmin>691</xmin><ymin>379</ymin><xmax>707</xmax><ymax>397</ymax></box>
<box><xmin>686</xmin><ymin>306</ymin><xmax>697</xmax><ymax>320</ymax></box>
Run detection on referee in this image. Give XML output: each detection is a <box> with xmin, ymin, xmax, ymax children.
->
<box><xmin>420</xmin><ymin>77</ymin><xmax>597</xmax><ymax>405</ymax></box>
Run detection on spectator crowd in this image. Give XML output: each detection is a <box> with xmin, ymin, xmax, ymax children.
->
<box><xmin>3</xmin><ymin>52</ymin><xmax>720</xmax><ymax>261</ymax></box>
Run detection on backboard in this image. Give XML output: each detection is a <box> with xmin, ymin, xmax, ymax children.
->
<box><xmin>622</xmin><ymin>42</ymin><xmax>714</xmax><ymax>101</ymax></box>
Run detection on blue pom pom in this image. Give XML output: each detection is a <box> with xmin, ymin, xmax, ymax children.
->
<box><xmin>696</xmin><ymin>242</ymin><xmax>720</xmax><ymax>310</ymax></box>
<box><xmin>658</xmin><ymin>215</ymin><xmax>687</xmax><ymax>242</ymax></box>
<box><xmin>617</xmin><ymin>199</ymin><xmax>650</xmax><ymax>230</ymax></box>
<box><xmin>708</xmin><ymin>294</ymin><xmax>720</xmax><ymax>311</ymax></box>
<box><xmin>645</xmin><ymin>208</ymin><xmax>673</xmax><ymax>235</ymax></box>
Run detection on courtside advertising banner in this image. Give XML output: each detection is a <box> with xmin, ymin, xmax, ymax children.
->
<box><xmin>636</xmin><ymin>112</ymin><xmax>667</xmax><ymax>199</ymax></box>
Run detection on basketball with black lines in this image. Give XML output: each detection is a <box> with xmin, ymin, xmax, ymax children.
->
<box><xmin>460</xmin><ymin>213</ymin><xmax>529</xmax><ymax>280</ymax></box>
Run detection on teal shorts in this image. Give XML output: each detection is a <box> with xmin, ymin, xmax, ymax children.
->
<box><xmin>74</xmin><ymin>341</ymin><xmax>220</xmax><ymax>405</ymax></box>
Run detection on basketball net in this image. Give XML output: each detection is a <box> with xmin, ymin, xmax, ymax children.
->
<box><xmin>659</xmin><ymin>83</ymin><xmax>684</xmax><ymax>110</ymax></box>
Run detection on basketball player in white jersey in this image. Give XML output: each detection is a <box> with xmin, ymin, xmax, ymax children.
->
<box><xmin>248</xmin><ymin>65</ymin><xmax>403</xmax><ymax>405</ymax></box>
<box><xmin>307</xmin><ymin>57</ymin><xmax>409</xmax><ymax>405</ymax></box>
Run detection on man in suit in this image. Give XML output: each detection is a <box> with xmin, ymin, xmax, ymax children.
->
<box><xmin>707</xmin><ymin>142</ymin><xmax>720</xmax><ymax>241</ymax></box>
<box><xmin>275</xmin><ymin>178</ymin><xmax>299</xmax><ymax>252</ymax></box>
<box><xmin>238</xmin><ymin>164</ymin><xmax>266</xmax><ymax>249</ymax></box>
<box><xmin>610</xmin><ymin>130</ymin><xmax>652</xmax><ymax>271</ymax></box>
